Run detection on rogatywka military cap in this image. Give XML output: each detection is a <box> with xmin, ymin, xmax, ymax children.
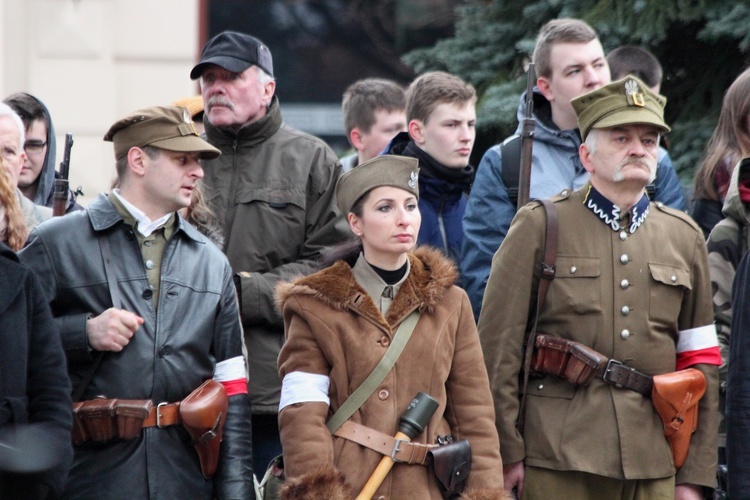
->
<box><xmin>572</xmin><ymin>75</ymin><xmax>670</xmax><ymax>141</ymax></box>
<box><xmin>103</xmin><ymin>105</ymin><xmax>220</xmax><ymax>160</ymax></box>
<box><xmin>336</xmin><ymin>155</ymin><xmax>420</xmax><ymax>215</ymax></box>
<box><xmin>190</xmin><ymin>31</ymin><xmax>274</xmax><ymax>80</ymax></box>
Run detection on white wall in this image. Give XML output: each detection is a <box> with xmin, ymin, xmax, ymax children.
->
<box><xmin>0</xmin><ymin>0</ymin><xmax>201</xmax><ymax>206</ymax></box>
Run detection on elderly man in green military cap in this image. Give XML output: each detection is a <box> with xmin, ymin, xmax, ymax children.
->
<box><xmin>479</xmin><ymin>76</ymin><xmax>721</xmax><ymax>500</ymax></box>
<box><xmin>19</xmin><ymin>105</ymin><xmax>256</xmax><ymax>499</ymax></box>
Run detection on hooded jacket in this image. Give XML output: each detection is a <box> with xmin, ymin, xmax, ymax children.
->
<box><xmin>201</xmin><ymin>96</ymin><xmax>350</xmax><ymax>413</ymax></box>
<box><xmin>705</xmin><ymin>158</ymin><xmax>750</xmax><ymax>445</ymax></box>
<box><xmin>13</xmin><ymin>94</ymin><xmax>82</xmax><ymax>212</ymax></box>
<box><xmin>276</xmin><ymin>247</ymin><xmax>504</xmax><ymax>499</ymax></box>
<box><xmin>461</xmin><ymin>89</ymin><xmax>687</xmax><ymax>321</ymax></box>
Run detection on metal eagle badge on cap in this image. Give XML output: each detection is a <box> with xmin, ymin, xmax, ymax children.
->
<box><xmin>408</xmin><ymin>171</ymin><xmax>418</xmax><ymax>189</ymax></box>
<box><xmin>625</xmin><ymin>79</ymin><xmax>645</xmax><ymax>107</ymax></box>
<box><xmin>180</xmin><ymin>107</ymin><xmax>199</xmax><ymax>136</ymax></box>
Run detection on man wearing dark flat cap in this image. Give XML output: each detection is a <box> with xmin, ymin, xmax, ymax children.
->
<box><xmin>191</xmin><ymin>31</ymin><xmax>349</xmax><ymax>471</ymax></box>
<box><xmin>19</xmin><ymin>106</ymin><xmax>255</xmax><ymax>499</ymax></box>
<box><xmin>480</xmin><ymin>77</ymin><xmax>720</xmax><ymax>500</ymax></box>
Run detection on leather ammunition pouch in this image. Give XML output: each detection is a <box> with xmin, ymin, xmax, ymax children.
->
<box><xmin>179</xmin><ymin>379</ymin><xmax>228</xmax><ymax>479</ymax></box>
<box><xmin>71</xmin><ymin>380</ymin><xmax>228</xmax><ymax>480</ymax></box>
<box><xmin>429</xmin><ymin>439</ymin><xmax>471</xmax><ymax>499</ymax></box>
<box><xmin>531</xmin><ymin>334</ymin><xmax>607</xmax><ymax>386</ymax></box>
<box><xmin>651</xmin><ymin>368</ymin><xmax>706</xmax><ymax>469</ymax></box>
<box><xmin>72</xmin><ymin>398</ymin><xmax>152</xmax><ymax>445</ymax></box>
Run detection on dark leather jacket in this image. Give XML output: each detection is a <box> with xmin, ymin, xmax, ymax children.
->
<box><xmin>19</xmin><ymin>194</ymin><xmax>254</xmax><ymax>499</ymax></box>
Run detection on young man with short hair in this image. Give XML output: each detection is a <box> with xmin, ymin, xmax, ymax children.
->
<box><xmin>607</xmin><ymin>45</ymin><xmax>663</xmax><ymax>93</ymax></box>
<box><xmin>384</xmin><ymin>71</ymin><xmax>476</xmax><ymax>265</ymax></box>
<box><xmin>461</xmin><ymin>18</ymin><xmax>686</xmax><ymax>321</ymax></box>
<box><xmin>341</xmin><ymin>78</ymin><xmax>407</xmax><ymax>172</ymax></box>
<box><xmin>19</xmin><ymin>106</ymin><xmax>254</xmax><ymax>499</ymax></box>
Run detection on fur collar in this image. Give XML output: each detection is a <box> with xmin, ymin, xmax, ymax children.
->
<box><xmin>276</xmin><ymin>247</ymin><xmax>457</xmax><ymax>330</ymax></box>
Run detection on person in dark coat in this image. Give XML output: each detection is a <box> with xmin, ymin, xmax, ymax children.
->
<box><xmin>0</xmin><ymin>242</ymin><xmax>73</xmax><ymax>499</ymax></box>
<box><xmin>19</xmin><ymin>106</ymin><xmax>254</xmax><ymax>499</ymax></box>
<box><xmin>383</xmin><ymin>71</ymin><xmax>476</xmax><ymax>270</ymax></box>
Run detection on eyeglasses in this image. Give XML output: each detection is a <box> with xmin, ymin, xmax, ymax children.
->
<box><xmin>24</xmin><ymin>141</ymin><xmax>47</xmax><ymax>154</ymax></box>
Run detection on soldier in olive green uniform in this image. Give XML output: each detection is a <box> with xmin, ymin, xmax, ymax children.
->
<box><xmin>480</xmin><ymin>77</ymin><xmax>721</xmax><ymax>500</ymax></box>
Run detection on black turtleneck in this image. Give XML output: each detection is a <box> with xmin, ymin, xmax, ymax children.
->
<box><xmin>368</xmin><ymin>260</ymin><xmax>408</xmax><ymax>285</ymax></box>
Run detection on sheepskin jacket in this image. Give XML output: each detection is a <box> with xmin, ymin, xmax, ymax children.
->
<box><xmin>276</xmin><ymin>247</ymin><xmax>504</xmax><ymax>499</ymax></box>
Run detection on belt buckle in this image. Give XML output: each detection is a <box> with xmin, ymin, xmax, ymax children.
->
<box><xmin>603</xmin><ymin>359</ymin><xmax>626</xmax><ymax>389</ymax></box>
<box><xmin>391</xmin><ymin>438</ymin><xmax>408</xmax><ymax>463</ymax></box>
<box><xmin>156</xmin><ymin>402</ymin><xmax>168</xmax><ymax>428</ymax></box>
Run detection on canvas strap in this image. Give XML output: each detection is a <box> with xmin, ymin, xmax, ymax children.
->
<box><xmin>326</xmin><ymin>310</ymin><xmax>421</xmax><ymax>434</ymax></box>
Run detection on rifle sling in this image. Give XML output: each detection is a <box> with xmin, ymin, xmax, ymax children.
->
<box><xmin>518</xmin><ymin>199</ymin><xmax>558</xmax><ymax>435</ymax></box>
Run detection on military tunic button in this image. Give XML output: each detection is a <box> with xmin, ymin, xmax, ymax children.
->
<box><xmin>620</xmin><ymin>329</ymin><xmax>630</xmax><ymax>339</ymax></box>
<box><xmin>145</xmin><ymin>260</ymin><xmax>155</xmax><ymax>270</ymax></box>
<box><xmin>621</xmin><ymin>306</ymin><xmax>630</xmax><ymax>316</ymax></box>
<box><xmin>656</xmin><ymin>202</ymin><xmax>664</xmax><ymax>208</ymax></box>
<box><xmin>380</xmin><ymin>336</ymin><xmax>390</xmax><ymax>347</ymax></box>
<box><xmin>619</xmin><ymin>231</ymin><xmax>627</xmax><ymax>241</ymax></box>
<box><xmin>378</xmin><ymin>390</ymin><xmax>389</xmax><ymax>400</ymax></box>
<box><xmin>537</xmin><ymin>384</ymin><xmax>544</xmax><ymax>390</ymax></box>
<box><xmin>671</xmin><ymin>275</ymin><xmax>677</xmax><ymax>283</ymax></box>
<box><xmin>144</xmin><ymin>240</ymin><xmax>153</xmax><ymax>247</ymax></box>
<box><xmin>620</xmin><ymin>279</ymin><xmax>629</xmax><ymax>290</ymax></box>
<box><xmin>570</xmin><ymin>266</ymin><xmax>577</xmax><ymax>274</ymax></box>
<box><xmin>620</xmin><ymin>254</ymin><xmax>629</xmax><ymax>264</ymax></box>
<box><xmin>142</xmin><ymin>289</ymin><xmax>153</xmax><ymax>300</ymax></box>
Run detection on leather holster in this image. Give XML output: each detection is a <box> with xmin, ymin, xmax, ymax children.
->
<box><xmin>180</xmin><ymin>379</ymin><xmax>228</xmax><ymax>479</ymax></box>
<box><xmin>651</xmin><ymin>368</ymin><xmax>706</xmax><ymax>469</ymax></box>
<box><xmin>428</xmin><ymin>439</ymin><xmax>471</xmax><ymax>499</ymax></box>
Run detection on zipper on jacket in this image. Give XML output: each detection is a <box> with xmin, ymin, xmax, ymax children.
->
<box><xmin>438</xmin><ymin>198</ymin><xmax>448</xmax><ymax>253</ymax></box>
<box><xmin>224</xmin><ymin>139</ymin><xmax>240</xmax><ymax>250</ymax></box>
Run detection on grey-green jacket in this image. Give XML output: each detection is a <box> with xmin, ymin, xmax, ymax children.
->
<box><xmin>706</xmin><ymin>158</ymin><xmax>750</xmax><ymax>442</ymax></box>
<box><xmin>202</xmin><ymin>97</ymin><xmax>349</xmax><ymax>413</ymax></box>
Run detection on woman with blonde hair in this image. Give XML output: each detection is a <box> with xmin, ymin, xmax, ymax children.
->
<box><xmin>0</xmin><ymin>157</ymin><xmax>28</xmax><ymax>251</ymax></box>
<box><xmin>275</xmin><ymin>155</ymin><xmax>505</xmax><ymax>499</ymax></box>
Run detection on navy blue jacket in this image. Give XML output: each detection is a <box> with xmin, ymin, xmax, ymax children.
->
<box><xmin>383</xmin><ymin>132</ymin><xmax>473</xmax><ymax>271</ymax></box>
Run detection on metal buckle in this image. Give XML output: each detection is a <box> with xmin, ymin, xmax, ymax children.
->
<box><xmin>156</xmin><ymin>402</ymin><xmax>168</xmax><ymax>428</ymax></box>
<box><xmin>602</xmin><ymin>359</ymin><xmax>625</xmax><ymax>389</ymax></box>
<box><xmin>391</xmin><ymin>438</ymin><xmax>408</xmax><ymax>462</ymax></box>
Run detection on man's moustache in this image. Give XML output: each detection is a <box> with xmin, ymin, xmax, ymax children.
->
<box><xmin>207</xmin><ymin>97</ymin><xmax>234</xmax><ymax>111</ymax></box>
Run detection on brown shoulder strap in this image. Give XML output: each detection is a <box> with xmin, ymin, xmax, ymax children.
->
<box><xmin>518</xmin><ymin>199</ymin><xmax>558</xmax><ymax>435</ymax></box>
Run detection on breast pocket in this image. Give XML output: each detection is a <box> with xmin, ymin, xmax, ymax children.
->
<box><xmin>648</xmin><ymin>263</ymin><xmax>691</xmax><ymax>326</ymax></box>
<box><xmin>546</xmin><ymin>256</ymin><xmax>602</xmax><ymax>316</ymax></box>
<box><xmin>234</xmin><ymin>186</ymin><xmax>306</xmax><ymax>257</ymax></box>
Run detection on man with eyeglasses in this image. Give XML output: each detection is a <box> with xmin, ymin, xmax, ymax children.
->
<box><xmin>0</xmin><ymin>102</ymin><xmax>51</xmax><ymax>231</ymax></box>
<box><xmin>4</xmin><ymin>93</ymin><xmax>82</xmax><ymax>213</ymax></box>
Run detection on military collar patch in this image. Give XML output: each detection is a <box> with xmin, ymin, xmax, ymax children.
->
<box><xmin>583</xmin><ymin>185</ymin><xmax>650</xmax><ymax>233</ymax></box>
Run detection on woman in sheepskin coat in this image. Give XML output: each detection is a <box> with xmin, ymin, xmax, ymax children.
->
<box><xmin>276</xmin><ymin>155</ymin><xmax>506</xmax><ymax>499</ymax></box>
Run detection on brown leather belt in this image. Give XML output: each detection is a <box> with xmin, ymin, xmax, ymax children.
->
<box><xmin>596</xmin><ymin>359</ymin><xmax>653</xmax><ymax>396</ymax></box>
<box><xmin>142</xmin><ymin>402</ymin><xmax>182</xmax><ymax>428</ymax></box>
<box><xmin>333</xmin><ymin>420</ymin><xmax>436</xmax><ymax>465</ymax></box>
